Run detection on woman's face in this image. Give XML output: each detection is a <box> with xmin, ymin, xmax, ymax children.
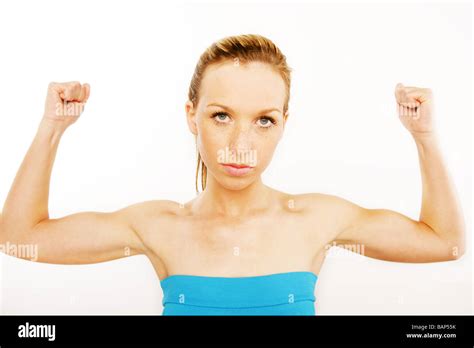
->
<box><xmin>186</xmin><ymin>60</ymin><xmax>288</xmax><ymax>191</ymax></box>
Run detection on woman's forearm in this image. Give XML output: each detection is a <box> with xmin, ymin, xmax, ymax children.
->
<box><xmin>2</xmin><ymin>119</ymin><xmax>65</xmax><ymax>236</ymax></box>
<box><xmin>414</xmin><ymin>132</ymin><xmax>466</xmax><ymax>254</ymax></box>
<box><xmin>2</xmin><ymin>81</ymin><xmax>89</xmax><ymax>239</ymax></box>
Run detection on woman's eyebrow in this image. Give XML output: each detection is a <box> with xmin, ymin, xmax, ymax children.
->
<box><xmin>206</xmin><ymin>103</ymin><xmax>281</xmax><ymax>115</ymax></box>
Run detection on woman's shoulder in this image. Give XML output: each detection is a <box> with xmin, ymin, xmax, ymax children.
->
<box><xmin>123</xmin><ymin>199</ymin><xmax>186</xmax><ymax>221</ymax></box>
<box><xmin>272</xmin><ymin>190</ymin><xmax>356</xmax><ymax>215</ymax></box>
<box><xmin>123</xmin><ymin>199</ymin><xmax>189</xmax><ymax>241</ymax></box>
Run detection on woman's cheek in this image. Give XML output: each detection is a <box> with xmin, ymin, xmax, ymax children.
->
<box><xmin>254</xmin><ymin>148</ymin><xmax>270</xmax><ymax>171</ymax></box>
<box><xmin>199</xmin><ymin>131</ymin><xmax>226</xmax><ymax>167</ymax></box>
<box><xmin>255</xmin><ymin>138</ymin><xmax>280</xmax><ymax>170</ymax></box>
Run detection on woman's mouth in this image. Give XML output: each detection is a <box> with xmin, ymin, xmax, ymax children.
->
<box><xmin>220</xmin><ymin>163</ymin><xmax>254</xmax><ymax>177</ymax></box>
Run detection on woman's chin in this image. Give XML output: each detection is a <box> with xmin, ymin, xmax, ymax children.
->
<box><xmin>214</xmin><ymin>175</ymin><xmax>256</xmax><ymax>191</ymax></box>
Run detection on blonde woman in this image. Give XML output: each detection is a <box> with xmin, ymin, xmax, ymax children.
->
<box><xmin>0</xmin><ymin>34</ymin><xmax>466</xmax><ymax>315</ymax></box>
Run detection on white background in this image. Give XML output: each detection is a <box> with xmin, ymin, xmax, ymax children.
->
<box><xmin>0</xmin><ymin>0</ymin><xmax>472</xmax><ymax>314</ymax></box>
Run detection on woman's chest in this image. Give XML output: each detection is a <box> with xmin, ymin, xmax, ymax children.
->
<box><xmin>143</xmin><ymin>210</ymin><xmax>332</xmax><ymax>280</ymax></box>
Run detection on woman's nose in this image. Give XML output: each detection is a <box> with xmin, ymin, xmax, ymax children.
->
<box><xmin>228</xmin><ymin>123</ymin><xmax>252</xmax><ymax>150</ymax></box>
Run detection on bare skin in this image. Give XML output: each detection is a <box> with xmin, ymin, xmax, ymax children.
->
<box><xmin>0</xmin><ymin>63</ymin><xmax>466</xmax><ymax>284</ymax></box>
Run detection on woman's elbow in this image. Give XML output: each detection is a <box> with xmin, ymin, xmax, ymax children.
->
<box><xmin>444</xmin><ymin>232</ymin><xmax>466</xmax><ymax>261</ymax></box>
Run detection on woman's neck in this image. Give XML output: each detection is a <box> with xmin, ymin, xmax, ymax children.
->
<box><xmin>192</xmin><ymin>175</ymin><xmax>274</xmax><ymax>218</ymax></box>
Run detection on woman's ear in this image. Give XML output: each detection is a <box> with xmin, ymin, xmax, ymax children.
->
<box><xmin>278</xmin><ymin>111</ymin><xmax>289</xmax><ymax>141</ymax></box>
<box><xmin>185</xmin><ymin>100</ymin><xmax>198</xmax><ymax>136</ymax></box>
<box><xmin>282</xmin><ymin>110</ymin><xmax>289</xmax><ymax>132</ymax></box>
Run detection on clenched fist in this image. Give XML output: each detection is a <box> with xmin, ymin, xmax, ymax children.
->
<box><xmin>42</xmin><ymin>81</ymin><xmax>90</xmax><ymax>131</ymax></box>
<box><xmin>394</xmin><ymin>83</ymin><xmax>434</xmax><ymax>137</ymax></box>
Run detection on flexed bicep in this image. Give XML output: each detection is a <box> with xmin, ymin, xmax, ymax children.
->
<box><xmin>6</xmin><ymin>202</ymin><xmax>149</xmax><ymax>265</ymax></box>
<box><xmin>334</xmin><ymin>202</ymin><xmax>461</xmax><ymax>263</ymax></box>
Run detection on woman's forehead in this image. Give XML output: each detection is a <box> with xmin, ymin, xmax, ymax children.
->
<box><xmin>199</xmin><ymin>61</ymin><xmax>286</xmax><ymax>111</ymax></box>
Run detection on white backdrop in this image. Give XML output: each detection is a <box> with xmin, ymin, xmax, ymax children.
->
<box><xmin>0</xmin><ymin>0</ymin><xmax>472</xmax><ymax>314</ymax></box>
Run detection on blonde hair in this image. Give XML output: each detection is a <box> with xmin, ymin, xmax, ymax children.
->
<box><xmin>188</xmin><ymin>34</ymin><xmax>292</xmax><ymax>193</ymax></box>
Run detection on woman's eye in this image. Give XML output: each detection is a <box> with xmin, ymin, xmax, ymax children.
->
<box><xmin>212</xmin><ymin>112</ymin><xmax>230</xmax><ymax>123</ymax></box>
<box><xmin>257</xmin><ymin>117</ymin><xmax>276</xmax><ymax>128</ymax></box>
<box><xmin>211</xmin><ymin>112</ymin><xmax>275</xmax><ymax>128</ymax></box>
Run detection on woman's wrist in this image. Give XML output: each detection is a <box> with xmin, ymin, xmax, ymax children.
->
<box><xmin>412</xmin><ymin>131</ymin><xmax>441</xmax><ymax>158</ymax></box>
<box><xmin>412</xmin><ymin>130</ymin><xmax>439</xmax><ymax>147</ymax></box>
<box><xmin>37</xmin><ymin>118</ymin><xmax>67</xmax><ymax>143</ymax></box>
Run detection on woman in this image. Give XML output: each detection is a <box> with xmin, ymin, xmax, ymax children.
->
<box><xmin>0</xmin><ymin>34</ymin><xmax>466</xmax><ymax>315</ymax></box>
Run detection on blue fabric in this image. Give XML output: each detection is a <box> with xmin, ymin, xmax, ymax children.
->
<box><xmin>160</xmin><ymin>271</ymin><xmax>318</xmax><ymax>315</ymax></box>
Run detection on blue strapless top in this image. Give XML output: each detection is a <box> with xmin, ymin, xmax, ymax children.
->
<box><xmin>160</xmin><ymin>271</ymin><xmax>318</xmax><ymax>315</ymax></box>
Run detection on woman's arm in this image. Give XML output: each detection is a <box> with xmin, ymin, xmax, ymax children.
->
<box><xmin>0</xmin><ymin>82</ymin><xmax>148</xmax><ymax>264</ymax></box>
<box><xmin>318</xmin><ymin>83</ymin><xmax>466</xmax><ymax>263</ymax></box>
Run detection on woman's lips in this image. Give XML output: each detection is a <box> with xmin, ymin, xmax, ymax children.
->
<box><xmin>220</xmin><ymin>163</ymin><xmax>254</xmax><ymax>177</ymax></box>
